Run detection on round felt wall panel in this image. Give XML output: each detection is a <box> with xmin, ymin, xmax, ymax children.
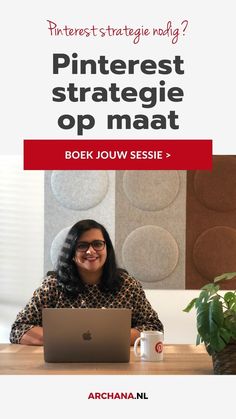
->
<box><xmin>50</xmin><ymin>226</ymin><xmax>70</xmax><ymax>267</ymax></box>
<box><xmin>122</xmin><ymin>225</ymin><xmax>179</xmax><ymax>283</ymax></box>
<box><xmin>51</xmin><ymin>171</ymin><xmax>109</xmax><ymax>210</ymax></box>
<box><xmin>193</xmin><ymin>226</ymin><xmax>236</xmax><ymax>280</ymax></box>
<box><xmin>194</xmin><ymin>157</ymin><xmax>236</xmax><ymax>212</ymax></box>
<box><xmin>123</xmin><ymin>171</ymin><xmax>180</xmax><ymax>211</ymax></box>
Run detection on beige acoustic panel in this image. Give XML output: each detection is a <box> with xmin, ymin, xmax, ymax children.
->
<box><xmin>115</xmin><ymin>170</ymin><xmax>186</xmax><ymax>289</ymax></box>
<box><xmin>123</xmin><ymin>171</ymin><xmax>179</xmax><ymax>211</ymax></box>
<box><xmin>44</xmin><ymin>170</ymin><xmax>115</xmax><ymax>272</ymax></box>
<box><xmin>122</xmin><ymin>225</ymin><xmax>179</xmax><ymax>283</ymax></box>
<box><xmin>186</xmin><ymin>156</ymin><xmax>236</xmax><ymax>289</ymax></box>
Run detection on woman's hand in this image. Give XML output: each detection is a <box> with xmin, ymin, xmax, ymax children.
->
<box><xmin>20</xmin><ymin>326</ymin><xmax>43</xmax><ymax>345</ymax></box>
<box><xmin>130</xmin><ymin>328</ymin><xmax>140</xmax><ymax>346</ymax></box>
<box><xmin>20</xmin><ymin>326</ymin><xmax>139</xmax><ymax>346</ymax></box>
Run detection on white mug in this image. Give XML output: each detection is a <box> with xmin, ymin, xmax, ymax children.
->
<box><xmin>134</xmin><ymin>330</ymin><xmax>164</xmax><ymax>362</ymax></box>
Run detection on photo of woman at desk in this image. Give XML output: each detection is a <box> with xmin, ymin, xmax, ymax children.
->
<box><xmin>10</xmin><ymin>219</ymin><xmax>163</xmax><ymax>346</ymax></box>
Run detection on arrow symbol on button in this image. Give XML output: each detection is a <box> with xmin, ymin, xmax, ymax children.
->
<box><xmin>166</xmin><ymin>152</ymin><xmax>171</xmax><ymax>158</ymax></box>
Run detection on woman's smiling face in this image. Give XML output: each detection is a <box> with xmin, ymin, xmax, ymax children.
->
<box><xmin>73</xmin><ymin>228</ymin><xmax>107</xmax><ymax>281</ymax></box>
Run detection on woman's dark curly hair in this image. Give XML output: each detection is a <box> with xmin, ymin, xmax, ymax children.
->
<box><xmin>55</xmin><ymin>219</ymin><xmax>125</xmax><ymax>296</ymax></box>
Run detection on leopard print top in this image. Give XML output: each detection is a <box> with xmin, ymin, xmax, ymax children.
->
<box><xmin>10</xmin><ymin>272</ymin><xmax>163</xmax><ymax>344</ymax></box>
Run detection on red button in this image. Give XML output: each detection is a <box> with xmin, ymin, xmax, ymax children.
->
<box><xmin>24</xmin><ymin>139</ymin><xmax>212</xmax><ymax>170</ymax></box>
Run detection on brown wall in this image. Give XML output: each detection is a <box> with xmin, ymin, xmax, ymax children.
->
<box><xmin>186</xmin><ymin>156</ymin><xmax>236</xmax><ymax>289</ymax></box>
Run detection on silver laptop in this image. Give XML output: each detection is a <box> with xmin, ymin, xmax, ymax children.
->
<box><xmin>42</xmin><ymin>308</ymin><xmax>131</xmax><ymax>363</ymax></box>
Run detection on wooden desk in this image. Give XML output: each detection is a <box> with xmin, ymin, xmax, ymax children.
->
<box><xmin>0</xmin><ymin>344</ymin><xmax>213</xmax><ymax>375</ymax></box>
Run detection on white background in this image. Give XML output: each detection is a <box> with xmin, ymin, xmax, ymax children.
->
<box><xmin>1</xmin><ymin>0</ymin><xmax>236</xmax><ymax>417</ymax></box>
<box><xmin>1</xmin><ymin>0</ymin><xmax>235</xmax><ymax>153</ymax></box>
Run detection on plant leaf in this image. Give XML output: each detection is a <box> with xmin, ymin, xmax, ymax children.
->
<box><xmin>231</xmin><ymin>331</ymin><xmax>236</xmax><ymax>340</ymax></box>
<box><xmin>211</xmin><ymin>325</ymin><xmax>231</xmax><ymax>352</ymax></box>
<box><xmin>209</xmin><ymin>298</ymin><xmax>224</xmax><ymax>332</ymax></box>
<box><xmin>208</xmin><ymin>300</ymin><xmax>230</xmax><ymax>352</ymax></box>
<box><xmin>224</xmin><ymin>315</ymin><xmax>236</xmax><ymax>337</ymax></box>
<box><xmin>196</xmin><ymin>333</ymin><xmax>202</xmax><ymax>345</ymax></box>
<box><xmin>202</xmin><ymin>283</ymin><xmax>219</xmax><ymax>294</ymax></box>
<box><xmin>219</xmin><ymin>327</ymin><xmax>231</xmax><ymax>344</ymax></box>
<box><xmin>205</xmin><ymin>342</ymin><xmax>213</xmax><ymax>355</ymax></box>
<box><xmin>224</xmin><ymin>292</ymin><xmax>236</xmax><ymax>310</ymax></box>
<box><xmin>210</xmin><ymin>329</ymin><xmax>229</xmax><ymax>352</ymax></box>
<box><xmin>224</xmin><ymin>292</ymin><xmax>235</xmax><ymax>302</ymax></box>
<box><xmin>196</xmin><ymin>302</ymin><xmax>210</xmax><ymax>341</ymax></box>
<box><xmin>195</xmin><ymin>290</ymin><xmax>209</xmax><ymax>308</ymax></box>
<box><xmin>196</xmin><ymin>299</ymin><xmax>228</xmax><ymax>352</ymax></box>
<box><xmin>214</xmin><ymin>272</ymin><xmax>236</xmax><ymax>283</ymax></box>
<box><xmin>208</xmin><ymin>299</ymin><xmax>225</xmax><ymax>351</ymax></box>
<box><xmin>183</xmin><ymin>298</ymin><xmax>197</xmax><ymax>312</ymax></box>
<box><xmin>183</xmin><ymin>273</ymin><xmax>236</xmax><ymax>352</ymax></box>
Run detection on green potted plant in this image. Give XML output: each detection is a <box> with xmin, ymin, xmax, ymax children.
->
<box><xmin>183</xmin><ymin>272</ymin><xmax>236</xmax><ymax>374</ymax></box>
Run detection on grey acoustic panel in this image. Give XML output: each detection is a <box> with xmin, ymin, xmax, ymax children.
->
<box><xmin>51</xmin><ymin>170</ymin><xmax>109</xmax><ymax>210</ymax></box>
<box><xmin>115</xmin><ymin>170</ymin><xmax>187</xmax><ymax>289</ymax></box>
<box><xmin>44</xmin><ymin>171</ymin><xmax>115</xmax><ymax>272</ymax></box>
<box><xmin>50</xmin><ymin>226</ymin><xmax>70</xmax><ymax>267</ymax></box>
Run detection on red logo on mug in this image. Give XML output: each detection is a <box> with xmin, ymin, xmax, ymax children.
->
<box><xmin>155</xmin><ymin>341</ymin><xmax>163</xmax><ymax>353</ymax></box>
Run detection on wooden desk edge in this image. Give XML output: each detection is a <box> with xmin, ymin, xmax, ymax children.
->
<box><xmin>0</xmin><ymin>344</ymin><xmax>213</xmax><ymax>375</ymax></box>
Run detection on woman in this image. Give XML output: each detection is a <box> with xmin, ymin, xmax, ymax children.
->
<box><xmin>10</xmin><ymin>219</ymin><xmax>163</xmax><ymax>345</ymax></box>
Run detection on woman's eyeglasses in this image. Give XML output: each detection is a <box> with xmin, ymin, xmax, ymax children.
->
<box><xmin>76</xmin><ymin>240</ymin><xmax>106</xmax><ymax>252</ymax></box>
